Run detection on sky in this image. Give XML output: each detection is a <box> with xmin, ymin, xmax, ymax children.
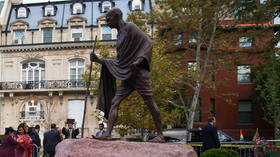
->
<box><xmin>0</xmin><ymin>0</ymin><xmax>278</xmax><ymax>24</ymax></box>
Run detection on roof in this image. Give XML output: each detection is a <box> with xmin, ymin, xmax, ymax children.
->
<box><xmin>6</xmin><ymin>0</ymin><xmax>151</xmax><ymax>31</ymax></box>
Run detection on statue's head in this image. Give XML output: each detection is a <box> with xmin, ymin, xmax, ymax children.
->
<box><xmin>105</xmin><ymin>8</ymin><xmax>123</xmax><ymax>28</ymax></box>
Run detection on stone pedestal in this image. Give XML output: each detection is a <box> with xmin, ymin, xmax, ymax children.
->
<box><xmin>55</xmin><ymin>139</ymin><xmax>197</xmax><ymax>157</ymax></box>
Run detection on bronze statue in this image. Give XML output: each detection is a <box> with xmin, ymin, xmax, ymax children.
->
<box><xmin>91</xmin><ymin>8</ymin><xmax>165</xmax><ymax>143</ymax></box>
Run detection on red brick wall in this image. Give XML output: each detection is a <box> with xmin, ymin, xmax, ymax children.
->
<box><xmin>175</xmin><ymin>29</ymin><xmax>275</xmax><ymax>140</ymax></box>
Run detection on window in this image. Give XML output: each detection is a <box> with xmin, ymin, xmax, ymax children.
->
<box><xmin>102</xmin><ymin>1</ymin><xmax>112</xmax><ymax>13</ymax></box>
<box><xmin>132</xmin><ymin>0</ymin><xmax>142</xmax><ymax>10</ymax></box>
<box><xmin>73</xmin><ymin>3</ymin><xmax>83</xmax><ymax>14</ymax></box>
<box><xmin>21</xmin><ymin>61</ymin><xmax>45</xmax><ymax>89</ymax></box>
<box><xmin>174</xmin><ymin>34</ymin><xmax>182</xmax><ymax>46</ymax></box>
<box><xmin>187</xmin><ymin>62</ymin><xmax>197</xmax><ymax>71</ymax></box>
<box><xmin>20</xmin><ymin>100</ymin><xmax>44</xmax><ymax>120</ymax></box>
<box><xmin>17</xmin><ymin>7</ymin><xmax>27</xmax><ymax>18</ymax></box>
<box><xmin>71</xmin><ymin>27</ymin><xmax>83</xmax><ymax>41</ymax></box>
<box><xmin>239</xmin><ymin>37</ymin><xmax>253</xmax><ymax>48</ymax></box>
<box><xmin>238</xmin><ymin>100</ymin><xmax>253</xmax><ymax>123</ymax></box>
<box><xmin>237</xmin><ymin>65</ymin><xmax>251</xmax><ymax>83</ymax></box>
<box><xmin>194</xmin><ymin>98</ymin><xmax>202</xmax><ymax>122</ymax></box>
<box><xmin>43</xmin><ymin>28</ymin><xmax>53</xmax><ymax>43</ymax></box>
<box><xmin>14</xmin><ymin>30</ymin><xmax>24</xmax><ymax>44</ymax></box>
<box><xmin>101</xmin><ymin>26</ymin><xmax>112</xmax><ymax>40</ymax></box>
<box><xmin>233</xmin><ymin>0</ymin><xmax>255</xmax><ymax>20</ymax></box>
<box><xmin>210</xmin><ymin>98</ymin><xmax>215</xmax><ymax>116</ymax></box>
<box><xmin>45</xmin><ymin>5</ymin><xmax>54</xmax><ymax>16</ymax></box>
<box><xmin>210</xmin><ymin>69</ymin><xmax>215</xmax><ymax>82</ymax></box>
<box><xmin>68</xmin><ymin>100</ymin><xmax>85</xmax><ymax>128</ymax></box>
<box><xmin>69</xmin><ymin>59</ymin><xmax>85</xmax><ymax>88</ymax></box>
<box><xmin>188</xmin><ymin>35</ymin><xmax>197</xmax><ymax>43</ymax></box>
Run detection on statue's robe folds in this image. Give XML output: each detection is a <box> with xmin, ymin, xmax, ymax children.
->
<box><xmin>96</xmin><ymin>22</ymin><xmax>153</xmax><ymax>119</ymax></box>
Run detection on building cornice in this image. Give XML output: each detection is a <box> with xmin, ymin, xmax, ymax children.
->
<box><xmin>0</xmin><ymin>40</ymin><xmax>116</xmax><ymax>52</ymax></box>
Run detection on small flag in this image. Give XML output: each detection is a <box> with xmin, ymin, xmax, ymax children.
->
<box><xmin>240</xmin><ymin>129</ymin><xmax>244</xmax><ymax>141</ymax></box>
<box><xmin>253</xmin><ymin>128</ymin><xmax>260</xmax><ymax>144</ymax></box>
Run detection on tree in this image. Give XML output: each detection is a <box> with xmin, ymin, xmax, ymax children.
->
<box><xmin>153</xmin><ymin>0</ymin><xmax>277</xmax><ymax>140</ymax></box>
<box><xmin>253</xmin><ymin>49</ymin><xmax>280</xmax><ymax>136</ymax></box>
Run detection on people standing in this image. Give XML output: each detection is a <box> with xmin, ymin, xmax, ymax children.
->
<box><xmin>0</xmin><ymin>127</ymin><xmax>20</xmax><ymax>157</ymax></box>
<box><xmin>43</xmin><ymin>124</ymin><xmax>62</xmax><ymax>157</ymax></box>
<box><xmin>30</xmin><ymin>125</ymin><xmax>41</xmax><ymax>157</ymax></box>
<box><xmin>14</xmin><ymin>123</ymin><xmax>33</xmax><ymax>157</ymax></box>
<box><xmin>95</xmin><ymin>123</ymin><xmax>105</xmax><ymax>137</ymax></box>
<box><xmin>62</xmin><ymin>121</ymin><xmax>79</xmax><ymax>139</ymax></box>
<box><xmin>202</xmin><ymin>117</ymin><xmax>220</xmax><ymax>152</ymax></box>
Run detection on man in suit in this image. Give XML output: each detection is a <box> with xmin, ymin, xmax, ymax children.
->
<box><xmin>30</xmin><ymin>125</ymin><xmax>41</xmax><ymax>157</ymax></box>
<box><xmin>96</xmin><ymin>123</ymin><xmax>105</xmax><ymax>137</ymax></box>
<box><xmin>62</xmin><ymin>121</ymin><xmax>79</xmax><ymax>139</ymax></box>
<box><xmin>202</xmin><ymin>117</ymin><xmax>220</xmax><ymax>152</ymax></box>
<box><xmin>43</xmin><ymin>124</ymin><xmax>62</xmax><ymax>157</ymax></box>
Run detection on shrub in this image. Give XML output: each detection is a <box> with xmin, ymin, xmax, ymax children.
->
<box><xmin>200</xmin><ymin>148</ymin><xmax>240</xmax><ymax>157</ymax></box>
<box><xmin>0</xmin><ymin>134</ymin><xmax>4</xmax><ymax>142</ymax></box>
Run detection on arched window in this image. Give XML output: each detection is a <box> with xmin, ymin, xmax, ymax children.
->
<box><xmin>21</xmin><ymin>60</ymin><xmax>45</xmax><ymax>89</ymax></box>
<box><xmin>44</xmin><ymin>5</ymin><xmax>55</xmax><ymax>16</ymax></box>
<box><xmin>73</xmin><ymin>3</ymin><xmax>83</xmax><ymax>14</ymax></box>
<box><xmin>132</xmin><ymin>0</ymin><xmax>142</xmax><ymax>11</ymax></box>
<box><xmin>69</xmin><ymin>59</ymin><xmax>85</xmax><ymax>88</ymax></box>
<box><xmin>17</xmin><ymin>7</ymin><xmax>27</xmax><ymax>18</ymax></box>
<box><xmin>20</xmin><ymin>100</ymin><xmax>44</xmax><ymax>120</ymax></box>
<box><xmin>102</xmin><ymin>1</ymin><xmax>112</xmax><ymax>13</ymax></box>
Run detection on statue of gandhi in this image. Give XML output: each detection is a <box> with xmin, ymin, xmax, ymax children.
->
<box><xmin>91</xmin><ymin>8</ymin><xmax>165</xmax><ymax>143</ymax></box>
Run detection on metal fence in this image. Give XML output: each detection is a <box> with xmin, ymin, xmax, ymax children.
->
<box><xmin>190</xmin><ymin>140</ymin><xmax>280</xmax><ymax>157</ymax></box>
<box><xmin>189</xmin><ymin>143</ymin><xmax>255</xmax><ymax>157</ymax></box>
<box><xmin>32</xmin><ymin>144</ymin><xmax>40</xmax><ymax>157</ymax></box>
<box><xmin>0</xmin><ymin>79</ymin><xmax>94</xmax><ymax>90</ymax></box>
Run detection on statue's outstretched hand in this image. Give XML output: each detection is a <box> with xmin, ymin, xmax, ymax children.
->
<box><xmin>90</xmin><ymin>52</ymin><xmax>99</xmax><ymax>62</ymax></box>
<box><xmin>90</xmin><ymin>52</ymin><xmax>104</xmax><ymax>64</ymax></box>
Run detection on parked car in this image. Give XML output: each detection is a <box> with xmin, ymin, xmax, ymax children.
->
<box><xmin>163</xmin><ymin>128</ymin><xmax>255</xmax><ymax>157</ymax></box>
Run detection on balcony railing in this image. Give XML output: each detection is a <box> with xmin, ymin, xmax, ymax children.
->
<box><xmin>0</xmin><ymin>80</ymin><xmax>92</xmax><ymax>90</ymax></box>
<box><xmin>20</xmin><ymin>111</ymin><xmax>44</xmax><ymax>120</ymax></box>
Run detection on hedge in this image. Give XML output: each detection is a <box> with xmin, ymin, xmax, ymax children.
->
<box><xmin>200</xmin><ymin>148</ymin><xmax>240</xmax><ymax>157</ymax></box>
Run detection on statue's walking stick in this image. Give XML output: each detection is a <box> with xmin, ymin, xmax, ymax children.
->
<box><xmin>81</xmin><ymin>35</ymin><xmax>98</xmax><ymax>138</ymax></box>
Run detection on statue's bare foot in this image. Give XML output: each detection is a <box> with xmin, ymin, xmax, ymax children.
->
<box><xmin>148</xmin><ymin>135</ymin><xmax>165</xmax><ymax>143</ymax></box>
<box><xmin>94</xmin><ymin>134</ymin><xmax>112</xmax><ymax>141</ymax></box>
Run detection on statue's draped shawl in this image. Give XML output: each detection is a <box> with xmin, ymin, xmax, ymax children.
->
<box><xmin>96</xmin><ymin>22</ymin><xmax>153</xmax><ymax>119</ymax></box>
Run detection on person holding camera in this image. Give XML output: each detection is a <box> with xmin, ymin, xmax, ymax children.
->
<box><xmin>62</xmin><ymin>120</ymin><xmax>79</xmax><ymax>139</ymax></box>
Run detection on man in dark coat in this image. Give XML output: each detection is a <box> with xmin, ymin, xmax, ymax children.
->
<box><xmin>43</xmin><ymin>124</ymin><xmax>62</xmax><ymax>157</ymax></box>
<box><xmin>30</xmin><ymin>125</ymin><xmax>41</xmax><ymax>157</ymax></box>
<box><xmin>91</xmin><ymin>8</ymin><xmax>164</xmax><ymax>142</ymax></box>
<box><xmin>62</xmin><ymin>121</ymin><xmax>79</xmax><ymax>139</ymax></box>
<box><xmin>202</xmin><ymin>117</ymin><xmax>220</xmax><ymax>152</ymax></box>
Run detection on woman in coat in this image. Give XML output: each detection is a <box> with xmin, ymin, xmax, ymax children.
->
<box><xmin>14</xmin><ymin>123</ymin><xmax>33</xmax><ymax>157</ymax></box>
<box><xmin>0</xmin><ymin>127</ymin><xmax>20</xmax><ymax>157</ymax></box>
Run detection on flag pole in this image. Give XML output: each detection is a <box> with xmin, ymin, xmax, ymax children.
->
<box><xmin>81</xmin><ymin>35</ymin><xmax>98</xmax><ymax>138</ymax></box>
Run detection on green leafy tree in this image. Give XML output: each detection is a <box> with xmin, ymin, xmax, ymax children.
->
<box><xmin>253</xmin><ymin>50</ymin><xmax>280</xmax><ymax>136</ymax></box>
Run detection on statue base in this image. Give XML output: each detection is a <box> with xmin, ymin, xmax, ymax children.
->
<box><xmin>55</xmin><ymin>138</ymin><xmax>197</xmax><ymax>157</ymax></box>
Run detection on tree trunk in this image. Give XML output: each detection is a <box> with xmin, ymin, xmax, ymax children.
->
<box><xmin>187</xmin><ymin>86</ymin><xmax>201</xmax><ymax>141</ymax></box>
